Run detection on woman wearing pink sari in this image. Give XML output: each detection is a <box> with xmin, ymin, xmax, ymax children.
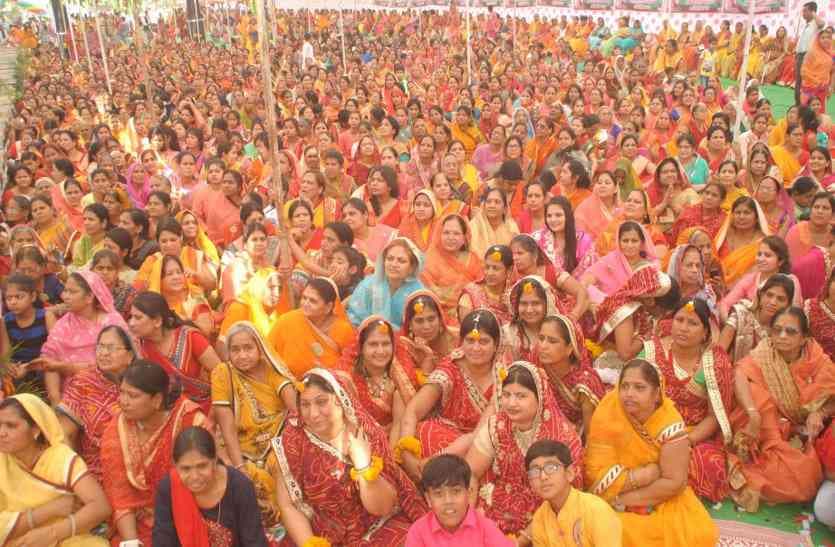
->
<box><xmin>794</xmin><ymin>233</ymin><xmax>835</xmax><ymax>300</ymax></box>
<box><xmin>532</xmin><ymin>196</ymin><xmax>598</xmax><ymax>277</ymax></box>
<box><xmin>36</xmin><ymin>269</ymin><xmax>130</xmax><ymax>403</ymax></box>
<box><xmin>785</xmin><ymin>192</ymin><xmax>835</xmax><ymax>264</ymax></box>
<box><xmin>575</xmin><ymin>170</ymin><xmax>621</xmax><ymax>240</ymax></box>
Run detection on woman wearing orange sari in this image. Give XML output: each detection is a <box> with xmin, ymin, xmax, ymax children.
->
<box><xmin>585</xmin><ymin>359</ymin><xmax>718</xmax><ymax>547</ymax></box>
<box><xmin>420</xmin><ymin>214</ymin><xmax>483</xmax><ymax>324</ymax></box>
<box><xmin>715</xmin><ymin>197</ymin><xmax>770</xmax><ymax>288</ymax></box>
<box><xmin>785</xmin><ymin>192</ymin><xmax>835</xmax><ymax>263</ymax></box>
<box><xmin>729</xmin><ymin>307</ymin><xmax>835</xmax><ymax>512</ymax></box>
<box><xmin>800</xmin><ymin>26</ymin><xmax>834</xmax><ymax>107</ymax></box>
<box><xmin>449</xmin><ymin>105</ymin><xmax>484</xmax><ymax>159</ymax></box>
<box><xmin>575</xmin><ymin>170</ymin><xmax>621</xmax><ymax>240</ymax></box>
<box><xmin>396</xmin><ymin>189</ymin><xmax>437</xmax><ymax>252</ymax></box>
<box><xmin>524</xmin><ymin>118</ymin><xmax>558</xmax><ymax>177</ymax></box>
<box><xmin>268</xmin><ymin>277</ymin><xmax>354</xmax><ymax>378</ymax></box>
<box><xmin>101</xmin><ymin>360</ymin><xmax>209</xmax><ymax>547</ymax></box>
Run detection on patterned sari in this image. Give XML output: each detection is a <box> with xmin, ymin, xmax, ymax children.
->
<box><xmin>474</xmin><ymin>362</ymin><xmax>583</xmax><ymax>535</ymax></box>
<box><xmin>585</xmin><ymin>389</ymin><xmax>719</xmax><ymax>547</ymax></box>
<box><xmin>101</xmin><ymin>397</ymin><xmax>208</xmax><ymax>547</ymax></box>
<box><xmin>140</xmin><ymin>325</ymin><xmax>212</xmax><ymax>410</ymax></box>
<box><xmin>725</xmin><ymin>300</ymin><xmax>769</xmax><ymax>362</ymax></box>
<box><xmin>805</xmin><ymin>297</ymin><xmax>835</xmax><ymax>361</ymax></box>
<box><xmin>271</xmin><ymin>369</ymin><xmax>427</xmax><ymax>546</ymax></box>
<box><xmin>729</xmin><ymin>339</ymin><xmax>835</xmax><ymax>504</ymax></box>
<box><xmin>714</xmin><ymin>201</ymin><xmax>771</xmax><ymax>288</ymax></box>
<box><xmin>642</xmin><ymin>338</ymin><xmax>734</xmax><ymax>502</ymax></box>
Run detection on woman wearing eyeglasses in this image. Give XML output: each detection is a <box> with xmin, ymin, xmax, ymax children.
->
<box><xmin>728</xmin><ymin>306</ymin><xmax>835</xmax><ymax>513</ymax></box>
<box><xmin>56</xmin><ymin>325</ymin><xmax>138</xmax><ymax>481</ymax></box>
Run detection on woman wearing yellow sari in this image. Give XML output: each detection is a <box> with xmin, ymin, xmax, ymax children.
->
<box><xmin>147</xmin><ymin>254</ymin><xmax>214</xmax><ymax>337</ymax></box>
<box><xmin>176</xmin><ymin>209</ymin><xmax>220</xmax><ymax>269</ymax></box>
<box><xmin>268</xmin><ymin>277</ymin><xmax>355</xmax><ymax>378</ymax></box>
<box><xmin>449</xmin><ymin>106</ymin><xmax>484</xmax><ymax>159</ymax></box>
<box><xmin>715</xmin><ymin>196</ymin><xmax>770</xmax><ymax>288</ymax></box>
<box><xmin>469</xmin><ymin>187</ymin><xmax>520</xmax><ymax>258</ymax></box>
<box><xmin>585</xmin><ymin>360</ymin><xmax>718</xmax><ymax>547</ymax></box>
<box><xmin>0</xmin><ymin>394</ymin><xmax>111</xmax><ymax>546</ymax></box>
<box><xmin>212</xmin><ymin>321</ymin><xmax>297</xmax><ymax>528</ymax></box>
<box><xmin>771</xmin><ymin>123</ymin><xmax>808</xmax><ymax>186</ymax></box>
<box><xmin>218</xmin><ymin>268</ymin><xmax>290</xmax><ymax>346</ymax></box>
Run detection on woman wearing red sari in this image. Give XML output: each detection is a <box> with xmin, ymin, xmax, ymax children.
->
<box><xmin>459</xmin><ymin>244</ymin><xmax>514</xmax><ymax>324</ymax></box>
<box><xmin>399</xmin><ymin>309</ymin><xmax>502</xmax><ymax>474</ymax></box>
<box><xmin>347</xmin><ymin>135</ymin><xmax>380</xmax><ymax>187</ymax></box>
<box><xmin>641</xmin><ymin>298</ymin><xmax>734</xmax><ymax>502</ymax></box>
<box><xmin>804</xmin><ymin>267</ymin><xmax>835</xmax><ymax>361</ymax></box>
<box><xmin>465</xmin><ymin>361</ymin><xmax>583</xmax><ymax>536</ymax></box>
<box><xmin>129</xmin><ymin>291</ymin><xmax>221</xmax><ymax>411</ymax></box>
<box><xmin>101</xmin><ymin>360</ymin><xmax>210</xmax><ymax>547</ymax></box>
<box><xmin>272</xmin><ymin>368</ymin><xmax>426</xmax><ymax>546</ymax></box>
<box><xmin>398</xmin><ymin>290</ymin><xmax>457</xmax><ymax>380</ymax></box>
<box><xmin>352</xmin><ymin>165</ymin><xmax>402</xmax><ymax>229</ymax></box>
<box><xmin>668</xmin><ymin>182</ymin><xmax>727</xmax><ymax>244</ymax></box>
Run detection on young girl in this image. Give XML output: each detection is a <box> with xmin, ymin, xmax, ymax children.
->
<box><xmin>1</xmin><ymin>273</ymin><xmax>54</xmax><ymax>393</ymax></box>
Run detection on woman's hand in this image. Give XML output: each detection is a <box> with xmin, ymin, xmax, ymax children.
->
<box><xmin>401</xmin><ymin>452</ymin><xmax>423</xmax><ymax>482</ymax></box>
<box><xmin>30</xmin><ymin>357</ymin><xmax>70</xmax><ymax>374</ymax></box>
<box><xmin>743</xmin><ymin>409</ymin><xmax>762</xmax><ymax>443</ymax></box>
<box><xmin>400</xmin><ymin>336</ymin><xmax>434</xmax><ymax>364</ymax></box>
<box><xmin>806</xmin><ymin>410</ymin><xmax>825</xmax><ymax>440</ymax></box>
<box><xmin>346</xmin><ymin>429</ymin><xmax>372</xmax><ymax>471</ymax></box>
<box><xmin>9</xmin><ymin>525</ymin><xmax>57</xmax><ymax>547</ymax></box>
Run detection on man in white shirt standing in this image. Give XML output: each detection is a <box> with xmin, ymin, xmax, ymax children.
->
<box><xmin>301</xmin><ymin>33</ymin><xmax>315</xmax><ymax>70</ymax></box>
<box><xmin>796</xmin><ymin>2</ymin><xmax>825</xmax><ymax>105</ymax></box>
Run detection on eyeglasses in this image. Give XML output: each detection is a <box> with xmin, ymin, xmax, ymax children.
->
<box><xmin>96</xmin><ymin>343</ymin><xmax>128</xmax><ymax>354</ymax></box>
<box><xmin>772</xmin><ymin>326</ymin><xmax>800</xmax><ymax>337</ymax></box>
<box><xmin>527</xmin><ymin>462</ymin><xmax>563</xmax><ymax>480</ymax></box>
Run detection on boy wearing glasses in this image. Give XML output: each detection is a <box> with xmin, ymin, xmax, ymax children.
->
<box><xmin>526</xmin><ymin>440</ymin><xmax>621</xmax><ymax>546</ymax></box>
<box><xmin>405</xmin><ymin>454</ymin><xmax>512</xmax><ymax>547</ymax></box>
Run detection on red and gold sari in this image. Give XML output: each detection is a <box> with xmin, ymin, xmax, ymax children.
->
<box><xmin>271</xmin><ymin>369</ymin><xmax>426</xmax><ymax>546</ymax></box>
<box><xmin>101</xmin><ymin>397</ymin><xmax>209</xmax><ymax>547</ymax></box>
<box><xmin>475</xmin><ymin>362</ymin><xmax>583</xmax><ymax>535</ymax></box>
<box><xmin>804</xmin><ymin>297</ymin><xmax>835</xmax><ymax>361</ymax></box>
<box><xmin>642</xmin><ymin>338</ymin><xmax>734</xmax><ymax>502</ymax></box>
<box><xmin>668</xmin><ymin>203</ymin><xmax>727</xmax><ymax>245</ymax></box>
<box><xmin>140</xmin><ymin>325</ymin><xmax>212</xmax><ymax>410</ymax></box>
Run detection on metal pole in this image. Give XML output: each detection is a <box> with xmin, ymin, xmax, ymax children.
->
<box><xmin>339</xmin><ymin>4</ymin><xmax>347</xmax><ymax>75</ymax></box>
<box><xmin>94</xmin><ymin>4</ymin><xmax>112</xmax><ymax>95</ymax></box>
<box><xmin>269</xmin><ymin>0</ymin><xmax>278</xmax><ymax>44</ymax></box>
<box><xmin>732</xmin><ymin>0</ymin><xmax>756</xmax><ymax>139</ymax></box>
<box><xmin>66</xmin><ymin>1</ymin><xmax>80</xmax><ymax>63</ymax></box>
<box><xmin>512</xmin><ymin>0</ymin><xmax>517</xmax><ymax>45</ymax></box>
<box><xmin>80</xmin><ymin>15</ymin><xmax>94</xmax><ymax>76</ymax></box>
<box><xmin>131</xmin><ymin>0</ymin><xmax>154</xmax><ymax>113</ymax></box>
<box><xmin>466</xmin><ymin>0</ymin><xmax>471</xmax><ymax>86</ymax></box>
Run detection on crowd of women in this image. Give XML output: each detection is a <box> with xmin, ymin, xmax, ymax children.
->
<box><xmin>0</xmin><ymin>5</ymin><xmax>834</xmax><ymax>547</ymax></box>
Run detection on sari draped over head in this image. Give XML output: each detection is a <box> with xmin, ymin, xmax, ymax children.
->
<box><xmin>468</xmin><ymin>207</ymin><xmax>520</xmax><ymax>259</ymax></box>
<box><xmin>147</xmin><ymin>254</ymin><xmax>211</xmax><ymax>325</ymax></box>
<box><xmin>614</xmin><ymin>158</ymin><xmax>642</xmax><ymax>201</ymax></box>
<box><xmin>396</xmin><ymin>189</ymin><xmax>438</xmax><ymax>252</ymax></box>
<box><xmin>474</xmin><ymin>361</ymin><xmax>583</xmax><ymax>534</ymax></box>
<box><xmin>575</xmin><ymin>191</ymin><xmax>621</xmax><ymax>240</ymax></box>
<box><xmin>268</xmin><ymin>277</ymin><xmax>355</xmax><ymax>379</ymax></box>
<box><xmin>41</xmin><ymin>269</ymin><xmax>130</xmax><ymax>366</ymax></box>
<box><xmin>124</xmin><ymin>161</ymin><xmax>151</xmax><ymax>208</ymax></box>
<box><xmin>134</xmin><ymin>246</ymin><xmax>207</xmax><ymax>294</ymax></box>
<box><xmin>771</xmin><ymin>145</ymin><xmax>806</xmax><ymax>187</ymax></box>
<box><xmin>338</xmin><ymin>316</ymin><xmax>418</xmax><ymax>428</ymax></box>
<box><xmin>347</xmin><ymin>237</ymin><xmax>425</xmax><ymax>330</ymax></box>
<box><xmin>593</xmin><ymin>265</ymin><xmax>669</xmax><ymax>345</ymax></box>
<box><xmin>785</xmin><ymin>220</ymin><xmax>823</xmax><ymax>265</ymax></box>
<box><xmin>420</xmin><ymin>213</ymin><xmax>484</xmax><ymax>323</ymax></box>
<box><xmin>211</xmin><ymin>321</ymin><xmax>294</xmax><ymax>525</ymax></box>
<box><xmin>666</xmin><ymin>243</ymin><xmax>719</xmax><ymax>314</ymax></box>
<box><xmin>585</xmin><ymin>387</ymin><xmax>719</xmax><ymax>547</ymax></box>
<box><xmin>175</xmin><ymin>209</ymin><xmax>220</xmax><ymax>265</ymax></box>
<box><xmin>102</xmin><ymin>397</ymin><xmax>208</xmax><ymax>546</ymax></box>
<box><xmin>641</xmin><ymin>338</ymin><xmax>734</xmax><ymax>502</ymax></box>
<box><xmin>531</xmin><ymin>225</ymin><xmax>598</xmax><ymax>277</ymax></box>
<box><xmin>714</xmin><ymin>201</ymin><xmax>771</xmax><ymax>287</ymax></box>
<box><xmin>801</xmin><ymin>33</ymin><xmax>833</xmax><ymax>102</ymax></box>
<box><xmin>220</xmin><ymin>268</ymin><xmax>290</xmax><ymax>342</ymax></box>
<box><xmin>729</xmin><ymin>338</ymin><xmax>835</xmax><ymax>504</ymax></box>
<box><xmin>0</xmin><ymin>394</ymin><xmax>109</xmax><ymax>547</ymax></box>
<box><xmin>505</xmin><ymin>275</ymin><xmax>565</xmax><ymax>363</ymax></box>
<box><xmin>398</xmin><ymin>289</ymin><xmax>458</xmax><ymax>372</ymax></box>
<box><xmin>754</xmin><ymin>175</ymin><xmax>796</xmax><ymax>235</ymax></box>
<box><xmin>270</xmin><ymin>368</ymin><xmax>427</xmax><ymax>545</ymax></box>
<box><xmin>584</xmin><ymin>221</ymin><xmax>660</xmax><ymax>302</ymax></box>
<box><xmin>533</xmin><ymin>313</ymin><xmax>605</xmax><ymax>430</ymax></box>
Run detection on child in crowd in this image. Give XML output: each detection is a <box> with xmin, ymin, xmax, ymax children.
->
<box><xmin>2</xmin><ymin>273</ymin><xmax>52</xmax><ymax>393</ymax></box>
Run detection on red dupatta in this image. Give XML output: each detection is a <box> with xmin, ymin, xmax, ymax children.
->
<box><xmin>170</xmin><ymin>468</ymin><xmax>211</xmax><ymax>547</ymax></box>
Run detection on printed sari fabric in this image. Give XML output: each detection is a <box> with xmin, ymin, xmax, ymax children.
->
<box><xmin>271</xmin><ymin>369</ymin><xmax>427</xmax><ymax>546</ymax></box>
<box><xmin>268</xmin><ymin>306</ymin><xmax>355</xmax><ymax>379</ymax></box>
<box><xmin>729</xmin><ymin>339</ymin><xmax>835</xmax><ymax>504</ymax></box>
<box><xmin>642</xmin><ymin>338</ymin><xmax>734</xmax><ymax>502</ymax></box>
<box><xmin>101</xmin><ymin>397</ymin><xmax>208</xmax><ymax>547</ymax></box>
<box><xmin>585</xmin><ymin>389</ymin><xmax>719</xmax><ymax>547</ymax></box>
<box><xmin>141</xmin><ymin>325</ymin><xmax>212</xmax><ymax>410</ymax></box>
<box><xmin>668</xmin><ymin>204</ymin><xmax>726</xmax><ymax>245</ymax></box>
<box><xmin>475</xmin><ymin>362</ymin><xmax>583</xmax><ymax>535</ymax></box>
<box><xmin>0</xmin><ymin>394</ymin><xmax>109</xmax><ymax>547</ymax></box>
<box><xmin>805</xmin><ymin>297</ymin><xmax>835</xmax><ymax>361</ymax></box>
<box><xmin>459</xmin><ymin>281</ymin><xmax>512</xmax><ymax>324</ymax></box>
<box><xmin>726</xmin><ymin>300</ymin><xmax>770</xmax><ymax>362</ymax></box>
<box><xmin>420</xmin><ymin>356</ymin><xmax>497</xmax><ymax>456</ymax></box>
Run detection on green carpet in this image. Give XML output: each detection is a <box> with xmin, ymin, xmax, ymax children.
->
<box><xmin>719</xmin><ymin>78</ymin><xmax>835</xmax><ymax>119</ymax></box>
<box><xmin>706</xmin><ymin>499</ymin><xmax>835</xmax><ymax>545</ymax></box>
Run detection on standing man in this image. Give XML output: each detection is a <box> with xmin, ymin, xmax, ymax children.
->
<box><xmin>301</xmin><ymin>32</ymin><xmax>315</xmax><ymax>70</ymax></box>
<box><xmin>797</xmin><ymin>2</ymin><xmax>825</xmax><ymax>105</ymax></box>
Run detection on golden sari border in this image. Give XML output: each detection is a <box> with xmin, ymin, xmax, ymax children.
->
<box><xmin>271</xmin><ymin>436</ymin><xmax>315</xmax><ymax>521</ymax></box>
<box><xmin>598</xmin><ymin>302</ymin><xmax>641</xmax><ymax>343</ymax></box>
<box><xmin>591</xmin><ymin>464</ymin><xmax>624</xmax><ymax>496</ymax></box>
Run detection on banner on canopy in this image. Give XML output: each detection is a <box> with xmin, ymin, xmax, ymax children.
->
<box><xmin>724</xmin><ymin>0</ymin><xmax>786</xmax><ymax>13</ymax></box>
<box><xmin>670</xmin><ymin>0</ymin><xmax>723</xmax><ymax>11</ymax></box>
<box><xmin>617</xmin><ymin>0</ymin><xmax>664</xmax><ymax>11</ymax></box>
<box><xmin>573</xmin><ymin>0</ymin><xmax>614</xmax><ymax>9</ymax></box>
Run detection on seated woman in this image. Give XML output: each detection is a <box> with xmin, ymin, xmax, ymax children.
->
<box><xmin>666</xmin><ymin>243</ymin><xmax>719</xmax><ymax>314</ymax></box>
<box><xmin>465</xmin><ymin>361</ymin><xmax>583</xmax><ymax>537</ymax></box>
<box><xmin>220</xmin><ymin>222</ymin><xmax>278</xmax><ymax>309</ymax></box>
<box><xmin>582</xmin><ymin>220</ymin><xmax>660</xmax><ymax>305</ymax></box>
<box><xmin>119</xmin><ymin>208</ymin><xmax>159</xmax><ymax>271</ymax></box>
<box><xmin>536</xmin><ymin>314</ymin><xmax>605</xmax><ymax>436</ymax></box>
<box><xmin>641</xmin><ymin>299</ymin><xmax>734</xmax><ymax>503</ymax></box>
<box><xmin>176</xmin><ymin>209</ymin><xmax>220</xmax><ymax>272</ymax></box>
<box><xmin>341</xmin><ymin>198</ymin><xmax>396</xmax><ymax>264</ymax></box>
<box><xmin>37</xmin><ymin>270</ymin><xmax>129</xmax><ymax>404</ymax></box>
<box><xmin>397</xmin><ymin>189</ymin><xmax>438</xmax><ymax>252</ymax></box>
<box><xmin>129</xmin><ymin>291</ymin><xmax>221</xmax><ymax>410</ymax></box>
<box><xmin>668</xmin><ymin>182</ymin><xmax>727</xmax><ymax>244</ymax></box>
<box><xmin>509</xmin><ymin>234</ymin><xmax>589</xmax><ymax>320</ymax></box>
<box><xmin>13</xmin><ymin>245</ymin><xmax>64</xmax><ymax>307</ymax></box>
<box><xmin>575</xmin><ymin>170</ymin><xmax>621</xmax><ymax>241</ymax></box>
<box><xmin>219</xmin><ymin>268</ymin><xmax>288</xmax><ymax>347</ymax></box>
<box><xmin>101</xmin><ymin>360</ymin><xmax>210</xmax><ymax>547</ymax></box>
<box><xmin>805</xmin><ymin>268</ymin><xmax>835</xmax><ymax>360</ymax></box>
<box><xmin>348</xmin><ymin>237</ymin><xmax>424</xmax><ymax>330</ymax></box>
<box><xmin>153</xmin><ymin>427</ymin><xmax>271</xmax><ymax>547</ymax></box>
<box><xmin>102</xmin><ymin>227</ymin><xmax>139</xmax><ymax>285</ymax></box>
<box><xmin>458</xmin><ymin>244</ymin><xmax>514</xmax><ymax>324</ymax></box>
<box><xmin>585</xmin><ymin>359</ymin><xmax>718</xmax><ymax>547</ymax></box>
<box><xmin>420</xmin><ymin>213</ymin><xmax>483</xmax><ymax>323</ymax></box>
<box><xmin>70</xmin><ymin>203</ymin><xmax>110</xmax><ymax>269</ymax></box>
<box><xmin>729</xmin><ymin>307</ymin><xmax>835</xmax><ymax>512</ymax></box>
<box><xmin>147</xmin><ymin>254</ymin><xmax>214</xmax><ymax>337</ymax></box>
<box><xmin>268</xmin><ymin>277</ymin><xmax>354</xmax><ymax>378</ymax></box>
<box><xmin>398</xmin><ymin>290</ymin><xmax>457</xmax><ymax>379</ymax></box>
<box><xmin>134</xmin><ymin>217</ymin><xmax>217</xmax><ymax>295</ymax></box>
<box><xmin>793</xmin><ymin>225</ymin><xmax>835</xmax><ymax>301</ymax></box>
<box><xmin>531</xmin><ymin>196</ymin><xmax>597</xmax><ymax>277</ymax></box>
<box><xmin>719</xmin><ymin>235</ymin><xmax>802</xmax><ymax>317</ymax></box>
<box><xmin>338</xmin><ymin>316</ymin><xmax>418</xmax><ymax>440</ymax></box>
<box><xmin>0</xmin><ymin>394</ymin><xmax>111</xmax><ymax>546</ymax></box>
<box><xmin>596</xmin><ymin>189</ymin><xmax>668</xmax><ymax>258</ymax></box>
<box><xmin>57</xmin><ymin>325</ymin><xmax>137</xmax><ymax>481</ymax></box>
<box><xmin>504</xmin><ymin>276</ymin><xmax>561</xmax><ymax>363</ymax></box>
<box><xmin>715</xmin><ymin>196</ymin><xmax>770</xmax><ymax>288</ymax></box>
<box><xmin>718</xmin><ymin>274</ymin><xmax>794</xmax><ymax>362</ymax></box>
<box><xmin>212</xmin><ymin>321</ymin><xmax>296</xmax><ymax>528</ymax></box>
<box><xmin>785</xmin><ymin>191</ymin><xmax>835</xmax><ymax>264</ymax></box>
<box><xmin>352</xmin><ymin>165</ymin><xmax>402</xmax><ymax>228</ymax></box>
<box><xmin>272</xmin><ymin>367</ymin><xmax>427</xmax><ymax>546</ymax></box>
<box><xmin>468</xmin><ymin>187</ymin><xmax>519</xmax><ymax>258</ymax></box>
<box><xmin>399</xmin><ymin>310</ymin><xmax>502</xmax><ymax>476</ymax></box>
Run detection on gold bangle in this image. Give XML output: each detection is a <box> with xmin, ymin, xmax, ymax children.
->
<box><xmin>350</xmin><ymin>455</ymin><xmax>383</xmax><ymax>482</ymax></box>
